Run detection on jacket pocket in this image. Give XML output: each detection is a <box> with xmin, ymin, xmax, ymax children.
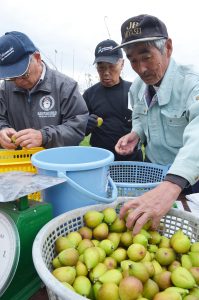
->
<box><xmin>161</xmin><ymin>110</ymin><xmax>188</xmax><ymax>147</ymax></box>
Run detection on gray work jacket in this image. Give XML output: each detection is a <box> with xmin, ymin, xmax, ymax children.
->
<box><xmin>0</xmin><ymin>64</ymin><xmax>88</xmax><ymax>148</ymax></box>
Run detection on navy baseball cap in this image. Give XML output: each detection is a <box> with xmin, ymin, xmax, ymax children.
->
<box><xmin>115</xmin><ymin>14</ymin><xmax>168</xmax><ymax>49</ymax></box>
<box><xmin>93</xmin><ymin>39</ymin><xmax>123</xmax><ymax>64</ymax></box>
<box><xmin>0</xmin><ymin>31</ymin><xmax>38</xmax><ymax>79</ymax></box>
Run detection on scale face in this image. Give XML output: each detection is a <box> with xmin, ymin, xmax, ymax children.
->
<box><xmin>0</xmin><ymin>211</ymin><xmax>20</xmax><ymax>297</ymax></box>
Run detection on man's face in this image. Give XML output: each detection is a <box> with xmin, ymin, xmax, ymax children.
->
<box><xmin>10</xmin><ymin>52</ymin><xmax>42</xmax><ymax>89</ymax></box>
<box><xmin>125</xmin><ymin>39</ymin><xmax>172</xmax><ymax>85</ymax></box>
<box><xmin>96</xmin><ymin>59</ymin><xmax>124</xmax><ymax>87</ymax></box>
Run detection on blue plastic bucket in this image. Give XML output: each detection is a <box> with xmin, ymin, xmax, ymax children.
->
<box><xmin>31</xmin><ymin>146</ymin><xmax>117</xmax><ymax>216</ymax></box>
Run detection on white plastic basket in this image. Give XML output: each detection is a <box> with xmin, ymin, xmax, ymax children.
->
<box><xmin>109</xmin><ymin>161</ymin><xmax>169</xmax><ymax>196</ymax></box>
<box><xmin>32</xmin><ymin>198</ymin><xmax>199</xmax><ymax>300</ymax></box>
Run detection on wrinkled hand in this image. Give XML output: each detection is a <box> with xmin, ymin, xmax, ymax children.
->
<box><xmin>12</xmin><ymin>128</ymin><xmax>43</xmax><ymax>148</ymax></box>
<box><xmin>120</xmin><ymin>181</ymin><xmax>182</xmax><ymax>235</ymax></box>
<box><xmin>86</xmin><ymin>114</ymin><xmax>98</xmax><ymax>135</ymax></box>
<box><xmin>0</xmin><ymin>128</ymin><xmax>17</xmax><ymax>149</ymax></box>
<box><xmin>115</xmin><ymin>131</ymin><xmax>140</xmax><ymax>156</ymax></box>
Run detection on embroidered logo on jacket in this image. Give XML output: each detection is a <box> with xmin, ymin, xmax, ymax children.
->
<box><xmin>38</xmin><ymin>96</ymin><xmax>57</xmax><ymax>118</ymax></box>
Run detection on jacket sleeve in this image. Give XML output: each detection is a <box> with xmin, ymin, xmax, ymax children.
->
<box><xmin>0</xmin><ymin>82</ymin><xmax>12</xmax><ymax>130</ymax></box>
<box><xmin>168</xmin><ymin>88</ymin><xmax>199</xmax><ymax>185</ymax></box>
<box><xmin>129</xmin><ymin>84</ymin><xmax>146</xmax><ymax>143</ymax></box>
<box><xmin>40</xmin><ymin>81</ymin><xmax>89</xmax><ymax>148</ymax></box>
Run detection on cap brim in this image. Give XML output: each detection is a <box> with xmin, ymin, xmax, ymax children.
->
<box><xmin>93</xmin><ymin>56</ymin><xmax>120</xmax><ymax>65</ymax></box>
<box><xmin>113</xmin><ymin>36</ymin><xmax>164</xmax><ymax>50</ymax></box>
<box><xmin>0</xmin><ymin>54</ymin><xmax>31</xmax><ymax>80</ymax></box>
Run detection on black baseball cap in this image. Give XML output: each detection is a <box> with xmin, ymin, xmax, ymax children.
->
<box><xmin>93</xmin><ymin>39</ymin><xmax>123</xmax><ymax>64</ymax></box>
<box><xmin>0</xmin><ymin>31</ymin><xmax>38</xmax><ymax>79</ymax></box>
<box><xmin>115</xmin><ymin>14</ymin><xmax>168</xmax><ymax>49</ymax></box>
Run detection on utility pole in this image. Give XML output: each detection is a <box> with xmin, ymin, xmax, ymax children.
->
<box><xmin>104</xmin><ymin>16</ymin><xmax>111</xmax><ymax>39</ymax></box>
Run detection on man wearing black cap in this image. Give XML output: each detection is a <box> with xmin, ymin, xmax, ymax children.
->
<box><xmin>114</xmin><ymin>15</ymin><xmax>199</xmax><ymax>233</ymax></box>
<box><xmin>0</xmin><ymin>31</ymin><xmax>88</xmax><ymax>149</ymax></box>
<box><xmin>83</xmin><ymin>39</ymin><xmax>142</xmax><ymax>161</ymax></box>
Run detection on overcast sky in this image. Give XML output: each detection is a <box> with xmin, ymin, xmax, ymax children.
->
<box><xmin>1</xmin><ymin>0</ymin><xmax>199</xmax><ymax>91</ymax></box>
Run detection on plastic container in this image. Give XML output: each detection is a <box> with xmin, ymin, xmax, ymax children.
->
<box><xmin>32</xmin><ymin>198</ymin><xmax>199</xmax><ymax>300</ymax></box>
<box><xmin>109</xmin><ymin>161</ymin><xmax>169</xmax><ymax>196</ymax></box>
<box><xmin>31</xmin><ymin>146</ymin><xmax>117</xmax><ymax>216</ymax></box>
<box><xmin>0</xmin><ymin>147</ymin><xmax>44</xmax><ymax>201</ymax></box>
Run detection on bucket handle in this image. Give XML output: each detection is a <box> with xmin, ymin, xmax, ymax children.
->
<box><xmin>57</xmin><ymin>172</ymin><xmax>118</xmax><ymax>203</ymax></box>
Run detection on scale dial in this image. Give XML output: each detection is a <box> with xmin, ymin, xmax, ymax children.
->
<box><xmin>0</xmin><ymin>211</ymin><xmax>20</xmax><ymax>296</ymax></box>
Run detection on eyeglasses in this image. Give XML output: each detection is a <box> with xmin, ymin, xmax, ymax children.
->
<box><xmin>6</xmin><ymin>54</ymin><xmax>33</xmax><ymax>81</ymax></box>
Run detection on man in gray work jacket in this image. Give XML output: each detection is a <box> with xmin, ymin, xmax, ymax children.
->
<box><xmin>0</xmin><ymin>31</ymin><xmax>88</xmax><ymax>149</ymax></box>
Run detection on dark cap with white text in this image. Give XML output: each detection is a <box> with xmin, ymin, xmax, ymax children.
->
<box><xmin>93</xmin><ymin>39</ymin><xmax>123</xmax><ymax>64</ymax></box>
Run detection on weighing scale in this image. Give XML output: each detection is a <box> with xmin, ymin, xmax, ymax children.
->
<box><xmin>0</xmin><ymin>172</ymin><xmax>66</xmax><ymax>300</ymax></box>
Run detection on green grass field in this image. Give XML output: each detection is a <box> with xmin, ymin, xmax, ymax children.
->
<box><xmin>80</xmin><ymin>135</ymin><xmax>91</xmax><ymax>146</ymax></box>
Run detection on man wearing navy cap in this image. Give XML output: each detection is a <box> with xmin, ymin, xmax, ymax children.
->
<box><xmin>0</xmin><ymin>31</ymin><xmax>88</xmax><ymax>149</ymax></box>
<box><xmin>83</xmin><ymin>39</ymin><xmax>142</xmax><ymax>161</ymax></box>
<box><xmin>114</xmin><ymin>15</ymin><xmax>199</xmax><ymax>232</ymax></box>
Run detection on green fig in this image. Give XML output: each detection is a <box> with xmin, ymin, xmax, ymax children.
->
<box><xmin>110</xmin><ymin>247</ymin><xmax>127</xmax><ymax>263</ymax></box>
<box><xmin>143</xmin><ymin>261</ymin><xmax>155</xmax><ymax>277</ymax></box>
<box><xmin>172</xmin><ymin>231</ymin><xmax>191</xmax><ymax>254</ymax></box>
<box><xmin>104</xmin><ymin>256</ymin><xmax>117</xmax><ymax>269</ymax></box>
<box><xmin>52</xmin><ymin>266</ymin><xmax>76</xmax><ymax>284</ymax></box>
<box><xmin>61</xmin><ymin>281</ymin><xmax>75</xmax><ymax>291</ymax></box>
<box><xmin>93</xmin><ymin>222</ymin><xmax>109</xmax><ymax>240</ymax></box>
<box><xmin>171</xmin><ymin>267</ymin><xmax>196</xmax><ymax>289</ymax></box>
<box><xmin>189</xmin><ymin>287</ymin><xmax>199</xmax><ymax>297</ymax></box>
<box><xmin>140</xmin><ymin>251</ymin><xmax>152</xmax><ymax>262</ymax></box>
<box><xmin>181</xmin><ymin>254</ymin><xmax>192</xmax><ymax>269</ymax></box>
<box><xmin>118</xmin><ymin>276</ymin><xmax>143</xmax><ymax>300</ymax></box>
<box><xmin>77</xmin><ymin>238</ymin><xmax>94</xmax><ymax>254</ymax></box>
<box><xmin>109</xmin><ymin>217</ymin><xmax>126</xmax><ymax>233</ymax></box>
<box><xmin>148</xmin><ymin>244</ymin><xmax>158</xmax><ymax>253</ymax></box>
<box><xmin>99</xmin><ymin>239</ymin><xmax>115</xmax><ymax>255</ymax></box>
<box><xmin>93</xmin><ymin>281</ymin><xmax>102</xmax><ymax>299</ymax></box>
<box><xmin>165</xmin><ymin>287</ymin><xmax>189</xmax><ymax>297</ymax></box>
<box><xmin>52</xmin><ymin>256</ymin><xmax>62</xmax><ymax>269</ymax></box>
<box><xmin>183</xmin><ymin>295</ymin><xmax>199</xmax><ymax>300</ymax></box>
<box><xmin>153</xmin><ymin>291</ymin><xmax>182</xmax><ymax>300</ymax></box>
<box><xmin>120</xmin><ymin>231</ymin><xmax>134</xmax><ymax>248</ymax></box>
<box><xmin>78</xmin><ymin>226</ymin><xmax>92</xmax><ymax>239</ymax></box>
<box><xmin>128</xmin><ymin>261</ymin><xmax>149</xmax><ymax>283</ymax></box>
<box><xmin>55</xmin><ymin>236</ymin><xmax>75</xmax><ymax>253</ymax></box>
<box><xmin>89</xmin><ymin>262</ymin><xmax>107</xmax><ymax>283</ymax></box>
<box><xmin>159</xmin><ymin>236</ymin><xmax>171</xmax><ymax>248</ymax></box>
<box><xmin>97</xmin><ymin>117</ymin><xmax>103</xmax><ymax>127</ymax></box>
<box><xmin>142</xmin><ymin>278</ymin><xmax>159</xmax><ymax>299</ymax></box>
<box><xmin>127</xmin><ymin>243</ymin><xmax>147</xmax><ymax>261</ymax></box>
<box><xmin>97</xmin><ymin>282</ymin><xmax>119</xmax><ymax>300</ymax></box>
<box><xmin>102</xmin><ymin>207</ymin><xmax>117</xmax><ymax>225</ymax></box>
<box><xmin>155</xmin><ymin>247</ymin><xmax>176</xmax><ymax>266</ymax></box>
<box><xmin>108</xmin><ymin>232</ymin><xmax>121</xmax><ymax>249</ymax></box>
<box><xmin>99</xmin><ymin>269</ymin><xmax>122</xmax><ymax>285</ymax></box>
<box><xmin>189</xmin><ymin>252</ymin><xmax>199</xmax><ymax>267</ymax></box>
<box><xmin>58</xmin><ymin>247</ymin><xmax>79</xmax><ymax>266</ymax></box>
<box><xmin>168</xmin><ymin>260</ymin><xmax>181</xmax><ymax>272</ymax></box>
<box><xmin>95</xmin><ymin>246</ymin><xmax>106</xmax><ymax>262</ymax></box>
<box><xmin>148</xmin><ymin>231</ymin><xmax>161</xmax><ymax>245</ymax></box>
<box><xmin>76</xmin><ymin>260</ymin><xmax>88</xmax><ymax>276</ymax></box>
<box><xmin>67</xmin><ymin>231</ymin><xmax>82</xmax><ymax>247</ymax></box>
<box><xmin>154</xmin><ymin>270</ymin><xmax>172</xmax><ymax>290</ymax></box>
<box><xmin>190</xmin><ymin>242</ymin><xmax>199</xmax><ymax>252</ymax></box>
<box><xmin>84</xmin><ymin>247</ymin><xmax>100</xmax><ymax>270</ymax></box>
<box><xmin>133</xmin><ymin>233</ymin><xmax>148</xmax><ymax>248</ymax></box>
<box><xmin>73</xmin><ymin>275</ymin><xmax>91</xmax><ymax>297</ymax></box>
<box><xmin>189</xmin><ymin>267</ymin><xmax>199</xmax><ymax>284</ymax></box>
<box><xmin>151</xmin><ymin>260</ymin><xmax>163</xmax><ymax>276</ymax></box>
<box><xmin>84</xmin><ymin>210</ymin><xmax>104</xmax><ymax>228</ymax></box>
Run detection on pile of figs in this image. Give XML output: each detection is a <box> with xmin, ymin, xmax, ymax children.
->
<box><xmin>51</xmin><ymin>207</ymin><xmax>199</xmax><ymax>300</ymax></box>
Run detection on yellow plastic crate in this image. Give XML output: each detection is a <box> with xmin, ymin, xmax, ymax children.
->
<box><xmin>0</xmin><ymin>147</ymin><xmax>44</xmax><ymax>201</ymax></box>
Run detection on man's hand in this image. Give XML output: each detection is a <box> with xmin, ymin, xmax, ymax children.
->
<box><xmin>12</xmin><ymin>129</ymin><xmax>43</xmax><ymax>148</ymax></box>
<box><xmin>115</xmin><ymin>131</ymin><xmax>140</xmax><ymax>156</ymax></box>
<box><xmin>0</xmin><ymin>128</ymin><xmax>17</xmax><ymax>149</ymax></box>
<box><xmin>85</xmin><ymin>114</ymin><xmax>99</xmax><ymax>135</ymax></box>
<box><xmin>120</xmin><ymin>181</ymin><xmax>182</xmax><ymax>235</ymax></box>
